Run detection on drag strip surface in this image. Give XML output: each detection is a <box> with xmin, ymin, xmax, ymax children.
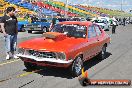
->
<box><xmin>0</xmin><ymin>25</ymin><xmax>132</xmax><ymax>88</ymax></box>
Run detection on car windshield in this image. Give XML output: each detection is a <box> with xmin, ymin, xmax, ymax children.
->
<box><xmin>51</xmin><ymin>24</ymin><xmax>87</xmax><ymax>38</ymax></box>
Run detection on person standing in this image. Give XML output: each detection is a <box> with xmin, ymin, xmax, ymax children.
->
<box><xmin>0</xmin><ymin>7</ymin><xmax>18</xmax><ymax>60</ymax></box>
<box><xmin>123</xmin><ymin>17</ymin><xmax>126</xmax><ymax>26</ymax></box>
<box><xmin>111</xmin><ymin>17</ymin><xmax>118</xmax><ymax>34</ymax></box>
<box><xmin>49</xmin><ymin>14</ymin><xmax>61</xmax><ymax>31</ymax></box>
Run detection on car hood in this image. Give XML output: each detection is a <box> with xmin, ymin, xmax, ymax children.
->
<box><xmin>18</xmin><ymin>32</ymin><xmax>87</xmax><ymax>52</ymax></box>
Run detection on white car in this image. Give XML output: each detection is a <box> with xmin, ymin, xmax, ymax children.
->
<box><xmin>98</xmin><ymin>17</ymin><xmax>111</xmax><ymax>26</ymax></box>
<box><xmin>93</xmin><ymin>19</ymin><xmax>110</xmax><ymax>31</ymax></box>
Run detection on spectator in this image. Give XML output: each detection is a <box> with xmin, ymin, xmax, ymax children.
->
<box><xmin>0</xmin><ymin>7</ymin><xmax>19</xmax><ymax>60</ymax></box>
<box><xmin>111</xmin><ymin>17</ymin><xmax>118</xmax><ymax>34</ymax></box>
<box><xmin>31</xmin><ymin>15</ymin><xmax>38</xmax><ymax>23</ymax></box>
<box><xmin>49</xmin><ymin>14</ymin><xmax>61</xmax><ymax>31</ymax></box>
<box><xmin>123</xmin><ymin>17</ymin><xmax>126</xmax><ymax>26</ymax></box>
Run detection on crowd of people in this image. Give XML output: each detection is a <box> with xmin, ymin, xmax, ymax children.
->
<box><xmin>116</xmin><ymin>17</ymin><xmax>132</xmax><ymax>26</ymax></box>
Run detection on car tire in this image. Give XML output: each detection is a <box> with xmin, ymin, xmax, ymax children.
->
<box><xmin>20</xmin><ymin>25</ymin><xmax>26</xmax><ymax>32</ymax></box>
<box><xmin>70</xmin><ymin>55</ymin><xmax>83</xmax><ymax>77</ymax></box>
<box><xmin>24</xmin><ymin>62</ymin><xmax>36</xmax><ymax>70</ymax></box>
<box><xmin>42</xmin><ymin>27</ymin><xmax>48</xmax><ymax>33</ymax></box>
<box><xmin>97</xmin><ymin>45</ymin><xmax>106</xmax><ymax>60</ymax></box>
<box><xmin>28</xmin><ymin>30</ymin><xmax>32</xmax><ymax>33</ymax></box>
<box><xmin>20</xmin><ymin>28</ymin><xmax>26</xmax><ymax>32</ymax></box>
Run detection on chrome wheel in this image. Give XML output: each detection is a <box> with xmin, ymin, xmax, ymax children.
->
<box><xmin>71</xmin><ymin>56</ymin><xmax>83</xmax><ymax>76</ymax></box>
<box><xmin>74</xmin><ymin>57</ymin><xmax>83</xmax><ymax>74</ymax></box>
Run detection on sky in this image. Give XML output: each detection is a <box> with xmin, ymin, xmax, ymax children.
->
<box><xmin>54</xmin><ymin>0</ymin><xmax>132</xmax><ymax>12</ymax></box>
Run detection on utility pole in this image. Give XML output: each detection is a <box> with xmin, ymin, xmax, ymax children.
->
<box><xmin>121</xmin><ymin>0</ymin><xmax>123</xmax><ymax>11</ymax></box>
<box><xmin>87</xmin><ymin>0</ymin><xmax>89</xmax><ymax>6</ymax></box>
<box><xmin>65</xmin><ymin>0</ymin><xmax>68</xmax><ymax>18</ymax></box>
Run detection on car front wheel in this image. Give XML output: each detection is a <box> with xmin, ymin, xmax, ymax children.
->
<box><xmin>42</xmin><ymin>27</ymin><xmax>48</xmax><ymax>33</ymax></box>
<box><xmin>28</xmin><ymin>30</ymin><xmax>32</xmax><ymax>33</ymax></box>
<box><xmin>70</xmin><ymin>56</ymin><xmax>83</xmax><ymax>77</ymax></box>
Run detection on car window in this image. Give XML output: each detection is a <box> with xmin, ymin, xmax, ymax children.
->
<box><xmin>51</xmin><ymin>24</ymin><xmax>87</xmax><ymax>38</ymax></box>
<box><xmin>41</xmin><ymin>19</ymin><xmax>47</xmax><ymax>22</ymax></box>
<box><xmin>88</xmin><ymin>25</ymin><xmax>97</xmax><ymax>38</ymax></box>
<box><xmin>94</xmin><ymin>25</ymin><xmax>102</xmax><ymax>36</ymax></box>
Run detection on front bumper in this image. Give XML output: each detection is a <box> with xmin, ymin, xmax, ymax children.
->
<box><xmin>16</xmin><ymin>54</ymin><xmax>73</xmax><ymax>68</ymax></box>
<box><xmin>25</xmin><ymin>25</ymin><xmax>42</xmax><ymax>30</ymax></box>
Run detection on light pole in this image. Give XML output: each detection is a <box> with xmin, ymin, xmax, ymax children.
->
<box><xmin>65</xmin><ymin>0</ymin><xmax>68</xmax><ymax>18</ymax></box>
<box><xmin>121</xmin><ymin>0</ymin><xmax>123</xmax><ymax>11</ymax></box>
<box><xmin>87</xmin><ymin>0</ymin><xmax>89</xmax><ymax>6</ymax></box>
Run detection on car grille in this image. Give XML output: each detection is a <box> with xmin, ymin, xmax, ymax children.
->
<box><xmin>27</xmin><ymin>50</ymin><xmax>56</xmax><ymax>58</ymax></box>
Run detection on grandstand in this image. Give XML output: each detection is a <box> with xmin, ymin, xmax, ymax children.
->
<box><xmin>0</xmin><ymin>0</ymin><xmax>132</xmax><ymax>18</ymax></box>
<box><xmin>0</xmin><ymin>0</ymin><xmax>35</xmax><ymax>17</ymax></box>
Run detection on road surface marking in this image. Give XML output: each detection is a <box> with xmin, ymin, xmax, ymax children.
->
<box><xmin>0</xmin><ymin>59</ymin><xmax>20</xmax><ymax>67</ymax></box>
<box><xmin>16</xmin><ymin>69</ymin><xmax>42</xmax><ymax>78</ymax></box>
<box><xmin>0</xmin><ymin>69</ymin><xmax>42</xmax><ymax>84</ymax></box>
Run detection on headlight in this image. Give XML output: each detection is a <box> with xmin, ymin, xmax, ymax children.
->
<box><xmin>56</xmin><ymin>52</ymin><xmax>66</xmax><ymax>60</ymax></box>
<box><xmin>18</xmin><ymin>48</ymin><xmax>25</xmax><ymax>54</ymax></box>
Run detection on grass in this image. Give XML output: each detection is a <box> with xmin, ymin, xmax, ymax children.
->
<box><xmin>93</xmin><ymin>8</ymin><xmax>132</xmax><ymax>17</ymax></box>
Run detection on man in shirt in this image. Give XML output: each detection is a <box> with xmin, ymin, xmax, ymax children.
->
<box><xmin>0</xmin><ymin>7</ymin><xmax>18</xmax><ymax>60</ymax></box>
<box><xmin>111</xmin><ymin>17</ymin><xmax>118</xmax><ymax>34</ymax></box>
<box><xmin>49</xmin><ymin>14</ymin><xmax>61</xmax><ymax>31</ymax></box>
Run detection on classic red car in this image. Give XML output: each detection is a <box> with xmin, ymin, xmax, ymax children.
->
<box><xmin>17</xmin><ymin>21</ymin><xmax>110</xmax><ymax>76</ymax></box>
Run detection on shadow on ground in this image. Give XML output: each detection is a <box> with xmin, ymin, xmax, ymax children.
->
<box><xmin>84</xmin><ymin>52</ymin><xmax>112</xmax><ymax>70</ymax></box>
<box><xmin>23</xmin><ymin>52</ymin><xmax>112</xmax><ymax>79</ymax></box>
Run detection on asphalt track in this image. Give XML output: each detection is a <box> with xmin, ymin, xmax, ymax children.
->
<box><xmin>0</xmin><ymin>25</ymin><xmax>132</xmax><ymax>88</ymax></box>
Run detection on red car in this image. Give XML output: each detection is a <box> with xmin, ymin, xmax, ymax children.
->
<box><xmin>17</xmin><ymin>21</ymin><xmax>110</xmax><ymax>76</ymax></box>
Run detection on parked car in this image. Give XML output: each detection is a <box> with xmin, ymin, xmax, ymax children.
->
<box><xmin>25</xmin><ymin>18</ymin><xmax>51</xmax><ymax>33</ymax></box>
<box><xmin>18</xmin><ymin>20</ymin><xmax>29</xmax><ymax>32</ymax></box>
<box><xmin>17</xmin><ymin>21</ymin><xmax>110</xmax><ymax>76</ymax></box>
<box><xmin>93</xmin><ymin>18</ymin><xmax>110</xmax><ymax>31</ymax></box>
<box><xmin>57</xmin><ymin>17</ymin><xmax>87</xmax><ymax>22</ymax></box>
<box><xmin>17</xmin><ymin>17</ymin><xmax>29</xmax><ymax>32</ymax></box>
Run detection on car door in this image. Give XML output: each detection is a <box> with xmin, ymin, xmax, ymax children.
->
<box><xmin>94</xmin><ymin>24</ymin><xmax>104</xmax><ymax>54</ymax></box>
<box><xmin>83</xmin><ymin>25</ymin><xmax>98</xmax><ymax>61</ymax></box>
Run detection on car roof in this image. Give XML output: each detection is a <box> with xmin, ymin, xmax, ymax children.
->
<box><xmin>59</xmin><ymin>21</ymin><xmax>92</xmax><ymax>26</ymax></box>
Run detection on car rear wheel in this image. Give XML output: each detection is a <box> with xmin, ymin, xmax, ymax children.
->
<box><xmin>42</xmin><ymin>27</ymin><xmax>48</xmax><ymax>33</ymax></box>
<box><xmin>97</xmin><ymin>45</ymin><xmax>106</xmax><ymax>60</ymax></box>
<box><xmin>24</xmin><ymin>62</ymin><xmax>36</xmax><ymax>70</ymax></box>
<box><xmin>70</xmin><ymin>56</ymin><xmax>83</xmax><ymax>77</ymax></box>
<box><xmin>28</xmin><ymin>30</ymin><xmax>32</xmax><ymax>33</ymax></box>
<box><xmin>20</xmin><ymin>25</ymin><xmax>26</xmax><ymax>32</ymax></box>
